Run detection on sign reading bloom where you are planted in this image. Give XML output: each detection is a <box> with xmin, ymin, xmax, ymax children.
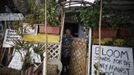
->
<box><xmin>91</xmin><ymin>45</ymin><xmax>134</xmax><ymax>75</ymax></box>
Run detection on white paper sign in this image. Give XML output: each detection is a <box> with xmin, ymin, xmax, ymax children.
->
<box><xmin>8</xmin><ymin>48</ymin><xmax>41</xmax><ymax>70</ymax></box>
<box><xmin>91</xmin><ymin>45</ymin><xmax>134</xmax><ymax>75</ymax></box>
<box><xmin>8</xmin><ymin>49</ymin><xmax>27</xmax><ymax>70</ymax></box>
<box><xmin>3</xmin><ymin>29</ymin><xmax>21</xmax><ymax>48</ymax></box>
<box><xmin>0</xmin><ymin>13</ymin><xmax>24</xmax><ymax>21</ymax></box>
<box><xmin>22</xmin><ymin>23</ymin><xmax>38</xmax><ymax>35</ymax></box>
<box><xmin>30</xmin><ymin>48</ymin><xmax>42</xmax><ymax>64</ymax></box>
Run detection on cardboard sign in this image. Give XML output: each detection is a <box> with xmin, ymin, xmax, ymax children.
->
<box><xmin>0</xmin><ymin>13</ymin><xmax>24</xmax><ymax>21</ymax></box>
<box><xmin>8</xmin><ymin>49</ymin><xmax>26</xmax><ymax>70</ymax></box>
<box><xmin>91</xmin><ymin>45</ymin><xmax>134</xmax><ymax>75</ymax></box>
<box><xmin>8</xmin><ymin>48</ymin><xmax>42</xmax><ymax>70</ymax></box>
<box><xmin>3</xmin><ymin>29</ymin><xmax>21</xmax><ymax>48</ymax></box>
<box><xmin>22</xmin><ymin>23</ymin><xmax>38</xmax><ymax>35</ymax></box>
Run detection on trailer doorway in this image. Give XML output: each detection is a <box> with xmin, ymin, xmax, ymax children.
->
<box><xmin>64</xmin><ymin>22</ymin><xmax>79</xmax><ymax>37</ymax></box>
<box><xmin>61</xmin><ymin>22</ymin><xmax>87</xmax><ymax>75</ymax></box>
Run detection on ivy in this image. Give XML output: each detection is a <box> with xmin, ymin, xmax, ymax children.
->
<box><xmin>79</xmin><ymin>2</ymin><xmax>99</xmax><ymax>28</ymax></box>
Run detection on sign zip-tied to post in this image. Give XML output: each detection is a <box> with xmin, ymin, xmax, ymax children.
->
<box><xmin>43</xmin><ymin>0</ymin><xmax>48</xmax><ymax>75</ymax></box>
<box><xmin>98</xmin><ymin>0</ymin><xmax>103</xmax><ymax>75</ymax></box>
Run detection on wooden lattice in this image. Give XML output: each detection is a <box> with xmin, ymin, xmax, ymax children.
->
<box><xmin>47</xmin><ymin>43</ymin><xmax>60</xmax><ymax>60</ymax></box>
<box><xmin>70</xmin><ymin>38</ymin><xmax>87</xmax><ymax>75</ymax></box>
<box><xmin>46</xmin><ymin>43</ymin><xmax>61</xmax><ymax>75</ymax></box>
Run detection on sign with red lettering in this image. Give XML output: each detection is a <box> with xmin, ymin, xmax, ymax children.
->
<box><xmin>91</xmin><ymin>45</ymin><xmax>134</xmax><ymax>75</ymax></box>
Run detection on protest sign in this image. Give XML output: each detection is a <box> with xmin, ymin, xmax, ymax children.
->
<box><xmin>8</xmin><ymin>49</ymin><xmax>26</xmax><ymax>70</ymax></box>
<box><xmin>91</xmin><ymin>45</ymin><xmax>134</xmax><ymax>75</ymax></box>
<box><xmin>3</xmin><ymin>29</ymin><xmax>21</xmax><ymax>48</ymax></box>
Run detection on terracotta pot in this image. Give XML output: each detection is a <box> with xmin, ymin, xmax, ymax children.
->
<box><xmin>38</xmin><ymin>24</ymin><xmax>60</xmax><ymax>34</ymax></box>
<box><xmin>93</xmin><ymin>28</ymin><xmax>118</xmax><ymax>38</ymax></box>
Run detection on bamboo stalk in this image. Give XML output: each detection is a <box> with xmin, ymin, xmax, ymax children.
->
<box><xmin>43</xmin><ymin>0</ymin><xmax>48</xmax><ymax>75</ymax></box>
<box><xmin>98</xmin><ymin>0</ymin><xmax>103</xmax><ymax>75</ymax></box>
<box><xmin>59</xmin><ymin>5</ymin><xmax>65</xmax><ymax>60</ymax></box>
<box><xmin>7</xmin><ymin>48</ymin><xmax>11</xmax><ymax>64</ymax></box>
<box><xmin>87</xmin><ymin>27</ymin><xmax>92</xmax><ymax>75</ymax></box>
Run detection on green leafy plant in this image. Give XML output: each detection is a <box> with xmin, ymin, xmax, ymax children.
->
<box><xmin>79</xmin><ymin>1</ymin><xmax>129</xmax><ymax>28</ymax></box>
<box><xmin>23</xmin><ymin>0</ymin><xmax>60</xmax><ymax>25</ymax></box>
<box><xmin>13</xmin><ymin>40</ymin><xmax>45</xmax><ymax>70</ymax></box>
<box><xmin>37</xmin><ymin>0</ymin><xmax>60</xmax><ymax>25</ymax></box>
<box><xmin>28</xmin><ymin>0</ymin><xmax>35</xmax><ymax>13</ymax></box>
<box><xmin>32</xmin><ymin>43</ymin><xmax>45</xmax><ymax>60</ymax></box>
<box><xmin>47</xmin><ymin>0</ymin><xmax>60</xmax><ymax>25</ymax></box>
<box><xmin>22</xmin><ymin>49</ymin><xmax>33</xmax><ymax>70</ymax></box>
<box><xmin>13</xmin><ymin>40</ymin><xmax>33</xmax><ymax>70</ymax></box>
<box><xmin>94</xmin><ymin>63</ymin><xmax>105</xmax><ymax>75</ymax></box>
<box><xmin>79</xmin><ymin>1</ymin><xmax>100</xmax><ymax>28</ymax></box>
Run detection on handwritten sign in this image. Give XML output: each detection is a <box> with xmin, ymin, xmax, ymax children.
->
<box><xmin>3</xmin><ymin>29</ymin><xmax>21</xmax><ymax>48</ymax></box>
<box><xmin>91</xmin><ymin>45</ymin><xmax>134</xmax><ymax>75</ymax></box>
<box><xmin>8</xmin><ymin>48</ymin><xmax>41</xmax><ymax>70</ymax></box>
<box><xmin>8</xmin><ymin>49</ymin><xmax>27</xmax><ymax>70</ymax></box>
<box><xmin>0</xmin><ymin>13</ymin><xmax>24</xmax><ymax>21</ymax></box>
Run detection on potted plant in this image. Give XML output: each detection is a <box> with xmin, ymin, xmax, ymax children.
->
<box><xmin>39</xmin><ymin>0</ymin><xmax>60</xmax><ymax>34</ymax></box>
<box><xmin>12</xmin><ymin>40</ymin><xmax>44</xmax><ymax>75</ymax></box>
<box><xmin>22</xmin><ymin>0</ymin><xmax>60</xmax><ymax>35</ymax></box>
<box><xmin>79</xmin><ymin>1</ymin><xmax>120</xmax><ymax>38</ymax></box>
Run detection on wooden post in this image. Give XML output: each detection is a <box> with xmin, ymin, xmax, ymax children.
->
<box><xmin>4</xmin><ymin>20</ymin><xmax>7</xmax><ymax>30</ymax></box>
<box><xmin>0</xmin><ymin>18</ymin><xmax>7</xmax><ymax>64</ymax></box>
<box><xmin>0</xmin><ymin>48</ymin><xmax>6</xmax><ymax>64</ymax></box>
<box><xmin>43</xmin><ymin>52</ymin><xmax>47</xmax><ymax>75</ymax></box>
<box><xmin>87</xmin><ymin>27</ymin><xmax>92</xmax><ymax>75</ymax></box>
<box><xmin>8</xmin><ymin>48</ymin><xmax>11</xmax><ymax>55</ymax></box>
<box><xmin>7</xmin><ymin>48</ymin><xmax>12</xmax><ymax>65</ymax></box>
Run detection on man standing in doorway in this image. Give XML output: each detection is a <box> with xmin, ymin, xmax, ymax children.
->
<box><xmin>61</xmin><ymin>29</ymin><xmax>73</xmax><ymax>75</ymax></box>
